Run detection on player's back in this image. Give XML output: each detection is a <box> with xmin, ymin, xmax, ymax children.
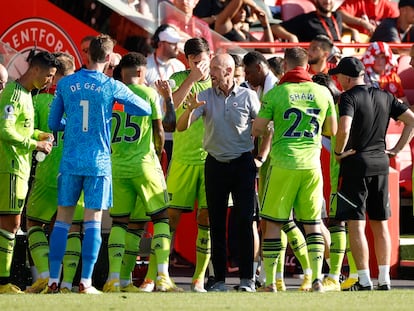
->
<box><xmin>264</xmin><ymin>81</ymin><xmax>334</xmax><ymax>170</ymax></box>
<box><xmin>111</xmin><ymin>84</ymin><xmax>160</xmax><ymax>178</ymax></box>
<box><xmin>53</xmin><ymin>69</ymin><xmax>132</xmax><ymax>176</ymax></box>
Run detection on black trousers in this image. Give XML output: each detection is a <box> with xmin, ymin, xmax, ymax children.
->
<box><xmin>205</xmin><ymin>152</ymin><xmax>256</xmax><ymax>282</ymax></box>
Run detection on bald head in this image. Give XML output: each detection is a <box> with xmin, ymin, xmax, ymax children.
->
<box><xmin>211</xmin><ymin>53</ymin><xmax>235</xmax><ymax>70</ymax></box>
<box><xmin>210</xmin><ymin>53</ymin><xmax>235</xmax><ymax>91</ymax></box>
<box><xmin>0</xmin><ymin>63</ymin><xmax>8</xmax><ymax>93</ymax></box>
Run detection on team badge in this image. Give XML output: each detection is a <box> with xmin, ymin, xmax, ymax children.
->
<box><xmin>4</xmin><ymin>105</ymin><xmax>14</xmax><ymax>120</ymax></box>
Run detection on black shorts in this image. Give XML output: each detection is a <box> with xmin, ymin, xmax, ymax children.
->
<box><xmin>336</xmin><ymin>174</ymin><xmax>390</xmax><ymax>221</ymax></box>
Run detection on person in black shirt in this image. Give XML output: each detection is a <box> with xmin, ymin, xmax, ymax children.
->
<box><xmin>329</xmin><ymin>57</ymin><xmax>414</xmax><ymax>291</ymax></box>
<box><xmin>271</xmin><ymin>0</ymin><xmax>343</xmax><ymax>42</ymax></box>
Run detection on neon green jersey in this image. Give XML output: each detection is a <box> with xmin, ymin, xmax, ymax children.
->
<box><xmin>170</xmin><ymin>70</ymin><xmax>211</xmax><ymax>165</ymax></box>
<box><xmin>111</xmin><ymin>84</ymin><xmax>162</xmax><ymax>178</ymax></box>
<box><xmin>0</xmin><ymin>81</ymin><xmax>39</xmax><ymax>180</ymax></box>
<box><xmin>330</xmin><ymin>105</ymin><xmax>340</xmax><ymax>193</ymax></box>
<box><xmin>32</xmin><ymin>92</ymin><xmax>64</xmax><ymax>187</ymax></box>
<box><xmin>260</xmin><ymin>81</ymin><xmax>336</xmax><ymax>170</ymax></box>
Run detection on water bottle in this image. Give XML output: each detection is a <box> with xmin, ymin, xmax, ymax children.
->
<box><xmin>35</xmin><ymin>136</ymin><xmax>51</xmax><ymax>162</ymax></box>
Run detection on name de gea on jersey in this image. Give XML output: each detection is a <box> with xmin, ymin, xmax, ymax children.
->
<box><xmin>70</xmin><ymin>82</ymin><xmax>102</xmax><ymax>93</ymax></box>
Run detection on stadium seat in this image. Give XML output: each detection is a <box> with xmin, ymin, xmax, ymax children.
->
<box><xmin>281</xmin><ymin>0</ymin><xmax>315</xmax><ymax>21</ymax></box>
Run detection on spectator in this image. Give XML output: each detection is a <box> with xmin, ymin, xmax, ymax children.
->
<box><xmin>0</xmin><ymin>52</ymin><xmax>57</xmax><ymax>294</ymax></box>
<box><xmin>146</xmin><ymin>24</ymin><xmax>186</xmax><ymax>164</ymax></box>
<box><xmin>0</xmin><ymin>63</ymin><xmax>7</xmax><ymax>93</ymax></box>
<box><xmin>163</xmin><ymin>0</ymin><xmax>214</xmax><ymax>49</ymax></box>
<box><xmin>338</xmin><ymin>0</ymin><xmax>399</xmax><ymax>41</ymax></box>
<box><xmin>214</xmin><ymin>0</ymin><xmax>275</xmax><ymax>53</ymax></box>
<box><xmin>361</xmin><ymin>41</ymin><xmax>409</xmax><ymax>105</ymax></box>
<box><xmin>308</xmin><ymin>34</ymin><xmax>336</xmax><ymax>76</ymax></box>
<box><xmin>145</xmin><ymin>24</ymin><xmax>185</xmax><ymax>86</ymax></box>
<box><xmin>46</xmin><ymin>34</ymin><xmax>151</xmax><ymax>294</ymax></box>
<box><xmin>329</xmin><ymin>56</ymin><xmax>414</xmax><ymax>291</ymax></box>
<box><xmin>252</xmin><ymin>47</ymin><xmax>337</xmax><ymax>292</ymax></box>
<box><xmin>270</xmin><ymin>0</ymin><xmax>343</xmax><ymax>42</ymax></box>
<box><xmin>193</xmin><ymin>0</ymin><xmax>227</xmax><ymax>27</ymax></box>
<box><xmin>370</xmin><ymin>0</ymin><xmax>414</xmax><ymax>44</ymax></box>
<box><xmin>177</xmin><ymin>53</ymin><xmax>260</xmax><ymax>292</ymax></box>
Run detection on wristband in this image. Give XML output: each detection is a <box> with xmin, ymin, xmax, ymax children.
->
<box><xmin>334</xmin><ymin>151</ymin><xmax>343</xmax><ymax>156</ymax></box>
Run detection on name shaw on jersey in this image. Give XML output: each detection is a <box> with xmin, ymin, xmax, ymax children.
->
<box><xmin>289</xmin><ymin>92</ymin><xmax>315</xmax><ymax>102</ymax></box>
<box><xmin>70</xmin><ymin>82</ymin><xmax>102</xmax><ymax>93</ymax></box>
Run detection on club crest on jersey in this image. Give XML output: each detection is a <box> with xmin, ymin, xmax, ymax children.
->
<box><xmin>4</xmin><ymin>105</ymin><xmax>15</xmax><ymax>120</ymax></box>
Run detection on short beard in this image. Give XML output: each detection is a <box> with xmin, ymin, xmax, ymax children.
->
<box><xmin>315</xmin><ymin>1</ymin><xmax>331</xmax><ymax>15</ymax></box>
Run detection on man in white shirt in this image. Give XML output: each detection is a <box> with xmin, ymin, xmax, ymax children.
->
<box><xmin>146</xmin><ymin>24</ymin><xmax>186</xmax><ymax>86</ymax></box>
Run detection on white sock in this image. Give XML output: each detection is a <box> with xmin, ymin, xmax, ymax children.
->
<box><xmin>80</xmin><ymin>278</ymin><xmax>92</xmax><ymax>288</ymax></box>
<box><xmin>328</xmin><ymin>274</ymin><xmax>340</xmax><ymax>282</ymax></box>
<box><xmin>378</xmin><ymin>265</ymin><xmax>390</xmax><ymax>285</ymax></box>
<box><xmin>48</xmin><ymin>278</ymin><xmax>59</xmax><ymax>286</ymax></box>
<box><xmin>257</xmin><ymin>260</ymin><xmax>266</xmax><ymax>284</ymax></box>
<box><xmin>303</xmin><ymin>268</ymin><xmax>312</xmax><ymax>276</ymax></box>
<box><xmin>39</xmin><ymin>271</ymin><xmax>50</xmax><ymax>279</ymax></box>
<box><xmin>157</xmin><ymin>263</ymin><xmax>169</xmax><ymax>276</ymax></box>
<box><xmin>253</xmin><ymin>261</ymin><xmax>259</xmax><ymax>279</ymax></box>
<box><xmin>60</xmin><ymin>281</ymin><xmax>72</xmax><ymax>290</ymax></box>
<box><xmin>109</xmin><ymin>272</ymin><xmax>120</xmax><ymax>281</ymax></box>
<box><xmin>357</xmin><ymin>269</ymin><xmax>372</xmax><ymax>287</ymax></box>
<box><xmin>120</xmin><ymin>279</ymin><xmax>131</xmax><ymax>287</ymax></box>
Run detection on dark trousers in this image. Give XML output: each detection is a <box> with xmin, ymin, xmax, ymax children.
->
<box><xmin>205</xmin><ymin>152</ymin><xmax>256</xmax><ymax>282</ymax></box>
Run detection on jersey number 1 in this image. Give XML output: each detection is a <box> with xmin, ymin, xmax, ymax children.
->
<box><xmin>80</xmin><ymin>100</ymin><xmax>89</xmax><ymax>132</ymax></box>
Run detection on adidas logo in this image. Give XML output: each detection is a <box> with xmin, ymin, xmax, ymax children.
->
<box><xmin>67</xmin><ymin>263</ymin><xmax>77</xmax><ymax>268</ymax></box>
<box><xmin>114</xmin><ymin>252</ymin><xmax>122</xmax><ymax>257</ymax></box>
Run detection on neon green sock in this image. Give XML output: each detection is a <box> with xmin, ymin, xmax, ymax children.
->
<box><xmin>120</xmin><ymin>228</ymin><xmax>143</xmax><ymax>281</ymax></box>
<box><xmin>346</xmin><ymin>230</ymin><xmax>358</xmax><ymax>275</ymax></box>
<box><xmin>192</xmin><ymin>224</ymin><xmax>211</xmax><ymax>282</ymax></box>
<box><xmin>328</xmin><ymin>225</ymin><xmax>346</xmax><ymax>277</ymax></box>
<box><xmin>62</xmin><ymin>232</ymin><xmax>81</xmax><ymax>284</ymax></box>
<box><xmin>262</xmin><ymin>238</ymin><xmax>281</xmax><ymax>286</ymax></box>
<box><xmin>0</xmin><ymin>229</ymin><xmax>15</xmax><ymax>277</ymax></box>
<box><xmin>107</xmin><ymin>223</ymin><xmax>127</xmax><ymax>278</ymax></box>
<box><xmin>152</xmin><ymin>219</ymin><xmax>171</xmax><ymax>272</ymax></box>
<box><xmin>276</xmin><ymin>231</ymin><xmax>287</xmax><ymax>276</ymax></box>
<box><xmin>27</xmin><ymin>226</ymin><xmax>49</xmax><ymax>275</ymax></box>
<box><xmin>282</xmin><ymin>221</ymin><xmax>310</xmax><ymax>271</ymax></box>
<box><xmin>306</xmin><ymin>233</ymin><xmax>325</xmax><ymax>281</ymax></box>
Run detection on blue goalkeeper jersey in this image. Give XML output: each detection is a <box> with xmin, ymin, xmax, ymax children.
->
<box><xmin>48</xmin><ymin>69</ymin><xmax>151</xmax><ymax>176</ymax></box>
